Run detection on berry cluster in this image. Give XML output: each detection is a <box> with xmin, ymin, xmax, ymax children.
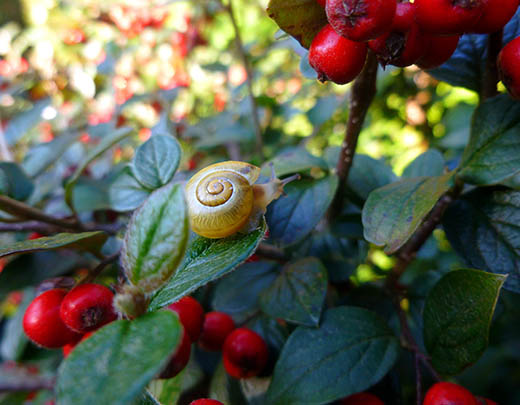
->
<box><xmin>309</xmin><ymin>0</ymin><xmax>520</xmax><ymax>96</ymax></box>
<box><xmin>162</xmin><ymin>296</ymin><xmax>269</xmax><ymax>380</ymax></box>
<box><xmin>23</xmin><ymin>283</ymin><xmax>116</xmax><ymax>353</ymax></box>
<box><xmin>424</xmin><ymin>382</ymin><xmax>497</xmax><ymax>405</ymax></box>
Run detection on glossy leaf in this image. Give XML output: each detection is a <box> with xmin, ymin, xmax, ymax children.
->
<box><xmin>0</xmin><ymin>162</ymin><xmax>34</xmax><ymax>201</ymax></box>
<box><xmin>459</xmin><ymin>95</ymin><xmax>520</xmax><ymax>186</ymax></box>
<box><xmin>149</xmin><ymin>221</ymin><xmax>266</xmax><ymax>311</ymax></box>
<box><xmin>109</xmin><ymin>166</ymin><xmax>151</xmax><ymax>212</ymax></box>
<box><xmin>402</xmin><ymin>149</ymin><xmax>445</xmax><ymax>178</ymax></box>
<box><xmin>262</xmin><ymin>147</ymin><xmax>328</xmax><ymax>177</ymax></box>
<box><xmin>363</xmin><ymin>173</ymin><xmax>454</xmax><ymax>254</ymax></box>
<box><xmin>266</xmin><ymin>175</ymin><xmax>338</xmax><ymax>247</ymax></box>
<box><xmin>122</xmin><ymin>182</ymin><xmax>189</xmax><ymax>293</ymax></box>
<box><xmin>423</xmin><ymin>269</ymin><xmax>505</xmax><ymax>375</ymax></box>
<box><xmin>266</xmin><ymin>0</ymin><xmax>327</xmax><ymax>49</ymax></box>
<box><xmin>260</xmin><ymin>257</ymin><xmax>327</xmax><ymax>326</ymax></box>
<box><xmin>443</xmin><ymin>188</ymin><xmax>520</xmax><ymax>292</ymax></box>
<box><xmin>56</xmin><ymin>311</ymin><xmax>182</xmax><ymax>405</ymax></box>
<box><xmin>266</xmin><ymin>307</ymin><xmax>400</xmax><ymax>404</ymax></box>
<box><xmin>0</xmin><ymin>231</ymin><xmax>107</xmax><ymax>258</ymax></box>
<box><xmin>132</xmin><ymin>135</ymin><xmax>181</xmax><ymax>190</ymax></box>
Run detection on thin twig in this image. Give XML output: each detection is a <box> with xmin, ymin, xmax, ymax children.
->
<box><xmin>83</xmin><ymin>252</ymin><xmax>120</xmax><ymax>284</ymax></box>
<box><xmin>415</xmin><ymin>353</ymin><xmax>423</xmax><ymax>405</ymax></box>
<box><xmin>482</xmin><ymin>29</ymin><xmax>503</xmax><ymax>101</ymax></box>
<box><xmin>224</xmin><ymin>0</ymin><xmax>264</xmax><ymax>158</ymax></box>
<box><xmin>327</xmin><ymin>52</ymin><xmax>379</xmax><ymax>220</ymax></box>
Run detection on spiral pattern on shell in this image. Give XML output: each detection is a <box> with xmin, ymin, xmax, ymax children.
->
<box><xmin>185</xmin><ymin>161</ymin><xmax>261</xmax><ymax>239</ymax></box>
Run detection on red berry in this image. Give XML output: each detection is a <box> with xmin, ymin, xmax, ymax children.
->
<box><xmin>473</xmin><ymin>0</ymin><xmax>519</xmax><ymax>33</ymax></box>
<box><xmin>368</xmin><ymin>2</ymin><xmax>425</xmax><ymax>67</ymax></box>
<box><xmin>62</xmin><ymin>331</ymin><xmax>94</xmax><ymax>358</ymax></box>
<box><xmin>60</xmin><ymin>284</ymin><xmax>117</xmax><ymax>333</ymax></box>
<box><xmin>159</xmin><ymin>328</ymin><xmax>192</xmax><ymax>379</ymax></box>
<box><xmin>23</xmin><ymin>289</ymin><xmax>82</xmax><ymax>348</ymax></box>
<box><xmin>498</xmin><ymin>36</ymin><xmax>520</xmax><ymax>99</ymax></box>
<box><xmin>222</xmin><ymin>328</ymin><xmax>268</xmax><ymax>379</ymax></box>
<box><xmin>167</xmin><ymin>296</ymin><xmax>205</xmax><ymax>341</ymax></box>
<box><xmin>415</xmin><ymin>0</ymin><xmax>485</xmax><ymax>35</ymax></box>
<box><xmin>28</xmin><ymin>232</ymin><xmax>44</xmax><ymax>240</ymax></box>
<box><xmin>339</xmin><ymin>392</ymin><xmax>384</xmax><ymax>405</ymax></box>
<box><xmin>309</xmin><ymin>24</ymin><xmax>367</xmax><ymax>85</ymax></box>
<box><xmin>190</xmin><ymin>400</ymin><xmax>223</xmax><ymax>405</ymax></box>
<box><xmin>326</xmin><ymin>0</ymin><xmax>397</xmax><ymax>42</ymax></box>
<box><xmin>415</xmin><ymin>34</ymin><xmax>460</xmax><ymax>69</ymax></box>
<box><xmin>424</xmin><ymin>382</ymin><xmax>478</xmax><ymax>405</ymax></box>
<box><xmin>316</xmin><ymin>0</ymin><xmax>326</xmax><ymax>6</ymax></box>
<box><xmin>199</xmin><ymin>312</ymin><xmax>236</xmax><ymax>351</ymax></box>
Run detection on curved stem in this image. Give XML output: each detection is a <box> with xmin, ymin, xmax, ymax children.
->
<box><xmin>482</xmin><ymin>29</ymin><xmax>503</xmax><ymax>101</ymax></box>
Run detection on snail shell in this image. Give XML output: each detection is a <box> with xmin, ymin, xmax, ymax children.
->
<box><xmin>185</xmin><ymin>161</ymin><xmax>261</xmax><ymax>239</ymax></box>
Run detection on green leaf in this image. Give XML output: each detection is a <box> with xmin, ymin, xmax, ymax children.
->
<box><xmin>0</xmin><ymin>162</ymin><xmax>34</xmax><ymax>201</ymax></box>
<box><xmin>403</xmin><ymin>149</ymin><xmax>445</xmax><ymax>178</ymax></box>
<box><xmin>132</xmin><ymin>135</ymin><xmax>181</xmax><ymax>190</ymax></box>
<box><xmin>133</xmin><ymin>391</ymin><xmax>160</xmax><ymax>405</ymax></box>
<box><xmin>423</xmin><ymin>269</ymin><xmax>506</xmax><ymax>375</ymax></box>
<box><xmin>72</xmin><ymin>177</ymin><xmax>111</xmax><ymax>213</ymax></box>
<box><xmin>0</xmin><ymin>289</ymin><xmax>34</xmax><ymax>361</ymax></box>
<box><xmin>266</xmin><ymin>0</ymin><xmax>328</xmax><ymax>49</ymax></box>
<box><xmin>262</xmin><ymin>148</ymin><xmax>328</xmax><ymax>177</ymax></box>
<box><xmin>362</xmin><ymin>173</ymin><xmax>454</xmax><ymax>254</ymax></box>
<box><xmin>4</xmin><ymin>99</ymin><xmax>51</xmax><ymax>145</ymax></box>
<box><xmin>266</xmin><ymin>307</ymin><xmax>400</xmax><ymax>404</ymax></box>
<box><xmin>307</xmin><ymin>96</ymin><xmax>343</xmax><ymax>127</ymax></box>
<box><xmin>109</xmin><ymin>166</ymin><xmax>151</xmax><ymax>212</ymax></box>
<box><xmin>65</xmin><ymin>126</ymin><xmax>133</xmax><ymax>210</ymax></box>
<box><xmin>56</xmin><ymin>311</ymin><xmax>182</xmax><ymax>405</ymax></box>
<box><xmin>443</xmin><ymin>188</ymin><xmax>520</xmax><ymax>293</ymax></box>
<box><xmin>266</xmin><ymin>175</ymin><xmax>338</xmax><ymax>247</ymax></box>
<box><xmin>149</xmin><ymin>221</ymin><xmax>266</xmax><ymax>311</ymax></box>
<box><xmin>459</xmin><ymin>95</ymin><xmax>520</xmax><ymax>186</ymax></box>
<box><xmin>122</xmin><ymin>182</ymin><xmax>189</xmax><ymax>293</ymax></box>
<box><xmin>260</xmin><ymin>258</ymin><xmax>327</xmax><ymax>327</ymax></box>
<box><xmin>148</xmin><ymin>375</ymin><xmax>183</xmax><ymax>405</ymax></box>
<box><xmin>23</xmin><ymin>133</ymin><xmax>78</xmax><ymax>177</ymax></box>
<box><xmin>0</xmin><ymin>231</ymin><xmax>107</xmax><ymax>259</ymax></box>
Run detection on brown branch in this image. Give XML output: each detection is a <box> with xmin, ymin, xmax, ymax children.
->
<box><xmin>327</xmin><ymin>52</ymin><xmax>379</xmax><ymax>220</ymax></box>
<box><xmin>83</xmin><ymin>252</ymin><xmax>120</xmax><ymax>284</ymax></box>
<box><xmin>0</xmin><ymin>219</ymin><xmax>122</xmax><ymax>236</ymax></box>
<box><xmin>482</xmin><ymin>29</ymin><xmax>503</xmax><ymax>101</ymax></box>
<box><xmin>224</xmin><ymin>0</ymin><xmax>264</xmax><ymax>158</ymax></box>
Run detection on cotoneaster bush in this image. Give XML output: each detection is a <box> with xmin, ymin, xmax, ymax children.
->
<box><xmin>0</xmin><ymin>0</ymin><xmax>520</xmax><ymax>404</ymax></box>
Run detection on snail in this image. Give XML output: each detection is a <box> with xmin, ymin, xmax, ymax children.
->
<box><xmin>185</xmin><ymin>161</ymin><xmax>299</xmax><ymax>239</ymax></box>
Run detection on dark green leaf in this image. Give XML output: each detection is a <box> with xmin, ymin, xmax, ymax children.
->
<box><xmin>72</xmin><ymin>177</ymin><xmax>111</xmax><ymax>213</ymax></box>
<box><xmin>266</xmin><ymin>307</ymin><xmax>400</xmax><ymax>404</ymax></box>
<box><xmin>109</xmin><ymin>166</ymin><xmax>151</xmax><ymax>212</ymax></box>
<box><xmin>260</xmin><ymin>258</ymin><xmax>327</xmax><ymax>326</ymax></box>
<box><xmin>403</xmin><ymin>149</ymin><xmax>445</xmax><ymax>178</ymax></box>
<box><xmin>56</xmin><ymin>311</ymin><xmax>182</xmax><ymax>405</ymax></box>
<box><xmin>65</xmin><ymin>127</ymin><xmax>133</xmax><ymax>209</ymax></box>
<box><xmin>266</xmin><ymin>175</ymin><xmax>338</xmax><ymax>247</ymax></box>
<box><xmin>0</xmin><ymin>162</ymin><xmax>34</xmax><ymax>201</ymax></box>
<box><xmin>132</xmin><ymin>135</ymin><xmax>181</xmax><ymax>190</ymax></box>
<box><xmin>423</xmin><ymin>269</ymin><xmax>505</xmax><ymax>375</ymax></box>
<box><xmin>266</xmin><ymin>0</ymin><xmax>327</xmax><ymax>49</ymax></box>
<box><xmin>459</xmin><ymin>95</ymin><xmax>520</xmax><ymax>186</ymax></box>
<box><xmin>122</xmin><ymin>182</ymin><xmax>189</xmax><ymax>293</ymax></box>
<box><xmin>363</xmin><ymin>174</ymin><xmax>454</xmax><ymax>254</ymax></box>
<box><xmin>443</xmin><ymin>188</ymin><xmax>520</xmax><ymax>292</ymax></box>
<box><xmin>149</xmin><ymin>221</ymin><xmax>266</xmax><ymax>311</ymax></box>
<box><xmin>262</xmin><ymin>148</ymin><xmax>328</xmax><ymax>177</ymax></box>
<box><xmin>0</xmin><ymin>289</ymin><xmax>34</xmax><ymax>360</ymax></box>
<box><xmin>0</xmin><ymin>231</ymin><xmax>107</xmax><ymax>259</ymax></box>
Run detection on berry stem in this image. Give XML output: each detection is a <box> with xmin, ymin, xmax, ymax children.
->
<box><xmin>327</xmin><ymin>51</ymin><xmax>379</xmax><ymax>221</ymax></box>
<box><xmin>482</xmin><ymin>29</ymin><xmax>503</xmax><ymax>101</ymax></box>
<box><xmin>82</xmin><ymin>252</ymin><xmax>120</xmax><ymax>284</ymax></box>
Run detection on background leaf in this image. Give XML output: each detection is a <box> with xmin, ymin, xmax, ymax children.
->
<box><xmin>56</xmin><ymin>311</ymin><xmax>182</xmax><ymax>405</ymax></box>
<box><xmin>266</xmin><ymin>306</ymin><xmax>400</xmax><ymax>405</ymax></box>
<box><xmin>109</xmin><ymin>166</ymin><xmax>151</xmax><ymax>212</ymax></box>
<box><xmin>402</xmin><ymin>149</ymin><xmax>445</xmax><ymax>178</ymax></box>
<box><xmin>423</xmin><ymin>269</ymin><xmax>505</xmax><ymax>375</ymax></box>
<box><xmin>0</xmin><ymin>162</ymin><xmax>34</xmax><ymax>201</ymax></box>
<box><xmin>262</xmin><ymin>147</ymin><xmax>328</xmax><ymax>177</ymax></box>
<box><xmin>0</xmin><ymin>289</ymin><xmax>33</xmax><ymax>360</ymax></box>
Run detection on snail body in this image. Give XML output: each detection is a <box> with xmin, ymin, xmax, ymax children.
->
<box><xmin>185</xmin><ymin>161</ymin><xmax>296</xmax><ymax>239</ymax></box>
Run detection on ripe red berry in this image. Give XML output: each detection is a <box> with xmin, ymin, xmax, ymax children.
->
<box><xmin>167</xmin><ymin>296</ymin><xmax>205</xmax><ymax>341</ymax></box>
<box><xmin>60</xmin><ymin>283</ymin><xmax>117</xmax><ymax>333</ymax></box>
<box><xmin>472</xmin><ymin>0</ymin><xmax>519</xmax><ymax>33</ymax></box>
<box><xmin>415</xmin><ymin>34</ymin><xmax>460</xmax><ymax>69</ymax></box>
<box><xmin>199</xmin><ymin>311</ymin><xmax>236</xmax><ymax>351</ymax></box>
<box><xmin>23</xmin><ymin>289</ymin><xmax>82</xmax><ymax>348</ymax></box>
<box><xmin>326</xmin><ymin>0</ymin><xmax>397</xmax><ymax>41</ymax></box>
<box><xmin>316</xmin><ymin>0</ymin><xmax>326</xmax><ymax>6</ymax></box>
<box><xmin>339</xmin><ymin>392</ymin><xmax>384</xmax><ymax>405</ymax></box>
<box><xmin>424</xmin><ymin>382</ymin><xmax>478</xmax><ymax>405</ymax></box>
<box><xmin>159</xmin><ymin>328</ymin><xmax>192</xmax><ymax>379</ymax></box>
<box><xmin>368</xmin><ymin>2</ymin><xmax>425</xmax><ymax>67</ymax></box>
<box><xmin>415</xmin><ymin>0</ymin><xmax>485</xmax><ymax>35</ymax></box>
<box><xmin>309</xmin><ymin>24</ymin><xmax>367</xmax><ymax>85</ymax></box>
<box><xmin>190</xmin><ymin>400</ymin><xmax>223</xmax><ymax>405</ymax></box>
<box><xmin>28</xmin><ymin>232</ymin><xmax>44</xmax><ymax>240</ymax></box>
<box><xmin>222</xmin><ymin>328</ymin><xmax>268</xmax><ymax>379</ymax></box>
<box><xmin>498</xmin><ymin>36</ymin><xmax>520</xmax><ymax>99</ymax></box>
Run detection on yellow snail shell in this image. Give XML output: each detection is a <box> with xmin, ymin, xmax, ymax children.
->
<box><xmin>185</xmin><ymin>161</ymin><xmax>297</xmax><ymax>239</ymax></box>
